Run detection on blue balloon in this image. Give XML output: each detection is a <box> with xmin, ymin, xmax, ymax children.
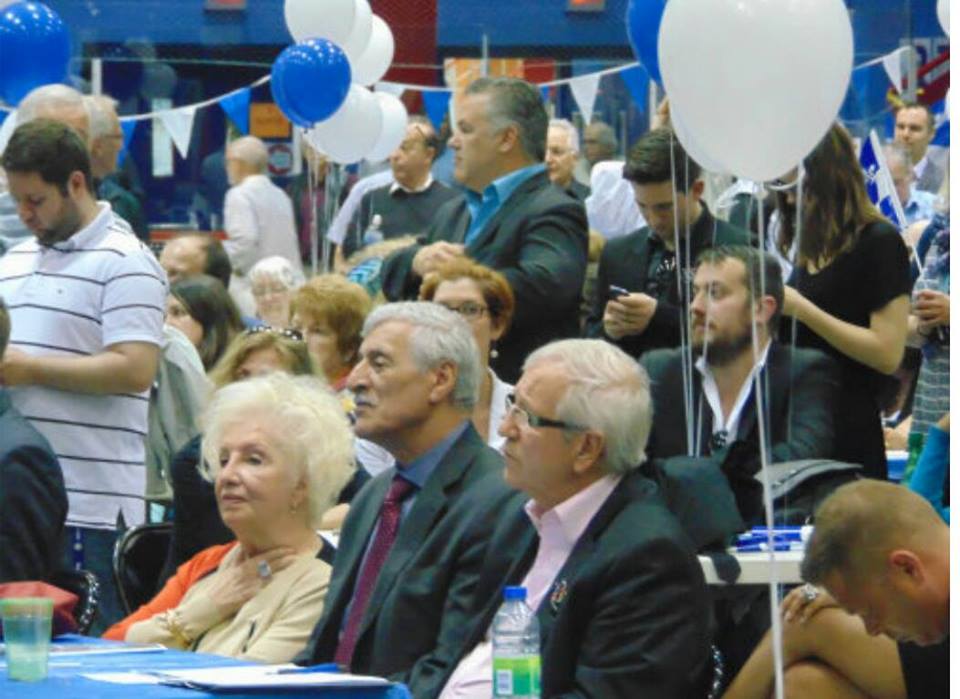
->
<box><xmin>271</xmin><ymin>38</ymin><xmax>351</xmax><ymax>126</ymax></box>
<box><xmin>626</xmin><ymin>0</ymin><xmax>667</xmax><ymax>86</ymax></box>
<box><xmin>0</xmin><ymin>1</ymin><xmax>71</xmax><ymax>105</ymax></box>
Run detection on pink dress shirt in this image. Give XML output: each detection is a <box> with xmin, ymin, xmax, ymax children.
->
<box><xmin>439</xmin><ymin>475</ymin><xmax>622</xmax><ymax>698</ymax></box>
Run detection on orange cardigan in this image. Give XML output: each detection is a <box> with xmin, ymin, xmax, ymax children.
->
<box><xmin>103</xmin><ymin>542</ymin><xmax>236</xmax><ymax>641</ymax></box>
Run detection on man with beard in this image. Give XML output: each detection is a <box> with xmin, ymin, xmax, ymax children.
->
<box><xmin>0</xmin><ymin>119</ymin><xmax>165</xmax><ymax>630</ymax></box>
<box><xmin>641</xmin><ymin>246</ymin><xmax>838</xmax><ymax>524</ymax></box>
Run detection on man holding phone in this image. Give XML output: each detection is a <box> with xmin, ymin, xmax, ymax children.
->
<box><xmin>585</xmin><ymin>128</ymin><xmax>748</xmax><ymax>360</ymax></box>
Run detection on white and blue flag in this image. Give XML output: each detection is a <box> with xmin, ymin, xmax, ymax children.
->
<box><xmin>860</xmin><ymin>129</ymin><xmax>907</xmax><ymax>230</ymax></box>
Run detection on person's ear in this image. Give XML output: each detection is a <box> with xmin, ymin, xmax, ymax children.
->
<box><xmin>428</xmin><ymin>361</ymin><xmax>458</xmax><ymax>404</ymax></box>
<box><xmin>690</xmin><ymin>179</ymin><xmax>706</xmax><ymax>200</ymax></box>
<box><xmin>490</xmin><ymin>314</ymin><xmax>507</xmax><ymax>342</ymax></box>
<box><xmin>68</xmin><ymin>170</ymin><xmax>87</xmax><ymax>197</ymax></box>
<box><xmin>571</xmin><ymin>430</ymin><xmax>605</xmax><ymax>475</ymax></box>
<box><xmin>888</xmin><ymin>549</ymin><xmax>925</xmax><ymax>587</ymax></box>
<box><xmin>498</xmin><ymin>124</ymin><xmax>520</xmax><ymax>154</ymax></box>
<box><xmin>756</xmin><ymin>295</ymin><xmax>777</xmax><ymax>326</ymax></box>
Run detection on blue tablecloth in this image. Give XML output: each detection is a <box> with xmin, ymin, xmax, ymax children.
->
<box><xmin>1</xmin><ymin>635</ymin><xmax>411</xmax><ymax>699</ymax></box>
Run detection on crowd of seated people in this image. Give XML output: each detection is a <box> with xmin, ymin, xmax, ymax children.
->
<box><xmin>0</xmin><ymin>73</ymin><xmax>949</xmax><ymax>699</ymax></box>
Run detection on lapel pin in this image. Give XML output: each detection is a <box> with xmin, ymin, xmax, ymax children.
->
<box><xmin>549</xmin><ymin>579</ymin><xmax>568</xmax><ymax>613</ymax></box>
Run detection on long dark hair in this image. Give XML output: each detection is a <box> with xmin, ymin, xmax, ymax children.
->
<box><xmin>170</xmin><ymin>274</ymin><xmax>244</xmax><ymax>370</ymax></box>
<box><xmin>777</xmin><ymin>123</ymin><xmax>887</xmax><ymax>268</ymax></box>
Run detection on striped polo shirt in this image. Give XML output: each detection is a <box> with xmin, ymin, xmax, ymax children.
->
<box><xmin>0</xmin><ymin>203</ymin><xmax>166</xmax><ymax>529</ymax></box>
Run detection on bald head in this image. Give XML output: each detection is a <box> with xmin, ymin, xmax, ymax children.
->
<box><xmin>802</xmin><ymin>480</ymin><xmax>948</xmax><ymax>586</ymax></box>
<box><xmin>226</xmin><ymin>136</ymin><xmax>269</xmax><ymax>185</ymax></box>
<box><xmin>17</xmin><ymin>84</ymin><xmax>90</xmax><ymax>145</ymax></box>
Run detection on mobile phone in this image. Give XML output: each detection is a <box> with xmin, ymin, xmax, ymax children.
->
<box><xmin>608</xmin><ymin>284</ymin><xmax>630</xmax><ymax>299</ymax></box>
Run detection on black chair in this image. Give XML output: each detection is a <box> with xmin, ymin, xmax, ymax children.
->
<box><xmin>112</xmin><ymin>522</ymin><xmax>173</xmax><ymax>616</ymax></box>
<box><xmin>50</xmin><ymin>568</ymin><xmax>100</xmax><ymax>635</ymax></box>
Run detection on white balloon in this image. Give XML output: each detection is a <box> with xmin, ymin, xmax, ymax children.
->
<box><xmin>365</xmin><ymin>92</ymin><xmax>408</xmax><ymax>163</ymax></box>
<box><xmin>938</xmin><ymin>0</ymin><xmax>949</xmax><ymax>36</ymax></box>
<box><xmin>309</xmin><ymin>85</ymin><xmax>383</xmax><ymax>164</ymax></box>
<box><xmin>285</xmin><ymin>0</ymin><xmax>356</xmax><ymax>44</ymax></box>
<box><xmin>670</xmin><ymin>108</ymin><xmax>728</xmax><ymax>175</ymax></box>
<box><xmin>659</xmin><ymin>0</ymin><xmax>853</xmax><ymax>182</ymax></box>
<box><xmin>349</xmin><ymin>15</ymin><xmax>395</xmax><ymax>86</ymax></box>
<box><xmin>341</xmin><ymin>0</ymin><xmax>373</xmax><ymax>65</ymax></box>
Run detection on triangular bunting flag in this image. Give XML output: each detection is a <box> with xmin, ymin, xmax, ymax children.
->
<box><xmin>158</xmin><ymin>106</ymin><xmax>197</xmax><ymax>159</ymax></box>
<box><xmin>568</xmin><ymin>73</ymin><xmax>601</xmax><ymax>125</ymax></box>
<box><xmin>881</xmin><ymin>46</ymin><xmax>908</xmax><ymax>94</ymax></box>
<box><xmin>421</xmin><ymin>90</ymin><xmax>452</xmax><ymax>131</ymax></box>
<box><xmin>118</xmin><ymin>119</ymin><xmax>138</xmax><ymax>165</ymax></box>
<box><xmin>540</xmin><ymin>85</ymin><xmax>551</xmax><ymax>103</ymax></box>
<box><xmin>620</xmin><ymin>65</ymin><xmax>649</xmax><ymax>111</ymax></box>
<box><xmin>375</xmin><ymin>82</ymin><xmax>406</xmax><ymax>98</ymax></box>
<box><xmin>0</xmin><ymin>110</ymin><xmax>16</xmax><ymax>154</ymax></box>
<box><xmin>219</xmin><ymin>87</ymin><xmax>251</xmax><ymax>135</ymax></box>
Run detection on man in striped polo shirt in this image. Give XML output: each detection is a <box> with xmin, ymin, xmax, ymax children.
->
<box><xmin>0</xmin><ymin>119</ymin><xmax>165</xmax><ymax>630</ymax></box>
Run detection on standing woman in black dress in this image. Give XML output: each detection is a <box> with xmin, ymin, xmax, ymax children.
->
<box><xmin>775</xmin><ymin>123</ymin><xmax>910</xmax><ymax>479</ymax></box>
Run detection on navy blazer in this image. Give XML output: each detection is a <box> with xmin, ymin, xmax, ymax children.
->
<box><xmin>380</xmin><ymin>171</ymin><xmax>588</xmax><ymax>383</ymax></box>
<box><xmin>0</xmin><ymin>389</ymin><xmax>67</xmax><ymax>582</ymax></box>
<box><xmin>297</xmin><ymin>424</ymin><xmax>513</xmax><ymax>698</ymax></box>
<box><xmin>440</xmin><ymin>471</ymin><xmax>713</xmax><ymax>699</ymax></box>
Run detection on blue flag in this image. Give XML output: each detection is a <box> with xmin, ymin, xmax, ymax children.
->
<box><xmin>422</xmin><ymin>90</ymin><xmax>452</xmax><ymax>132</ymax></box>
<box><xmin>219</xmin><ymin>87</ymin><xmax>251</xmax><ymax>135</ymax></box>
<box><xmin>859</xmin><ymin>129</ymin><xmax>906</xmax><ymax>230</ymax></box>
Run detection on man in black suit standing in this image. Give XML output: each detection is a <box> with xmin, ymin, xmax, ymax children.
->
<box><xmin>380</xmin><ymin>77</ymin><xmax>588</xmax><ymax>383</ymax></box>
<box><xmin>438</xmin><ymin>338</ymin><xmax>712</xmax><ymax>699</ymax></box>
<box><xmin>642</xmin><ymin>246</ymin><xmax>838</xmax><ymax>524</ymax></box>
<box><xmin>0</xmin><ymin>298</ymin><xmax>67</xmax><ymax>582</ymax></box>
<box><xmin>296</xmin><ymin>302</ymin><xmax>511</xmax><ymax>697</ymax></box>
<box><xmin>586</xmin><ymin>127</ymin><xmax>749</xmax><ymax>360</ymax></box>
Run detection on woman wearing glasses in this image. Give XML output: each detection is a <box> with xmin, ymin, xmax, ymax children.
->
<box><xmin>420</xmin><ymin>259</ymin><xmax>516</xmax><ymax>449</ymax></box>
<box><xmin>774</xmin><ymin>123</ymin><xmax>910</xmax><ymax>478</ymax></box>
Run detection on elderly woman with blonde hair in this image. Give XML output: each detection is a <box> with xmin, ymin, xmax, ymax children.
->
<box><xmin>105</xmin><ymin>373</ymin><xmax>354</xmax><ymax>663</ymax></box>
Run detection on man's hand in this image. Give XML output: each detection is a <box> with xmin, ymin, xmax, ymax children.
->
<box><xmin>602</xmin><ymin>292</ymin><xmax>658</xmax><ymax>340</ymax></box>
<box><xmin>914</xmin><ymin>289</ymin><xmax>950</xmax><ymax>330</ymax></box>
<box><xmin>412</xmin><ymin>242</ymin><xmax>466</xmax><ymax>277</ymax></box>
<box><xmin>0</xmin><ymin>349</ymin><xmax>34</xmax><ymax>387</ymax></box>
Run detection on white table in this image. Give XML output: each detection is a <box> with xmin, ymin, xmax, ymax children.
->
<box><xmin>699</xmin><ymin>550</ymin><xmax>803</xmax><ymax>585</ymax></box>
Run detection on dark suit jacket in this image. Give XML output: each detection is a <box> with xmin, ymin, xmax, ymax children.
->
<box><xmin>0</xmin><ymin>389</ymin><xmax>67</xmax><ymax>582</ymax></box>
<box><xmin>297</xmin><ymin>424</ymin><xmax>513</xmax><ymax>698</ymax></box>
<box><xmin>585</xmin><ymin>209</ymin><xmax>748</xmax><ymax>359</ymax></box>
<box><xmin>441</xmin><ymin>471</ymin><xmax>713</xmax><ymax>699</ymax></box>
<box><xmin>642</xmin><ymin>342</ymin><xmax>838</xmax><ymax>524</ymax></box>
<box><xmin>381</xmin><ymin>171</ymin><xmax>588</xmax><ymax>383</ymax></box>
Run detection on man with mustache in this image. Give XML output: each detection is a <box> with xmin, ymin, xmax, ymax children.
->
<box><xmin>642</xmin><ymin>246</ymin><xmax>838</xmax><ymax>524</ymax></box>
<box><xmin>296</xmin><ymin>302</ymin><xmax>512</xmax><ymax>698</ymax></box>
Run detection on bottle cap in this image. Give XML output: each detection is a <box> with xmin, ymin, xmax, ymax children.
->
<box><xmin>503</xmin><ymin>586</ymin><xmax>527</xmax><ymax>601</ymax></box>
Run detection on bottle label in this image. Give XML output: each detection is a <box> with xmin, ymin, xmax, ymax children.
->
<box><xmin>493</xmin><ymin>655</ymin><xmax>541</xmax><ymax>697</ymax></box>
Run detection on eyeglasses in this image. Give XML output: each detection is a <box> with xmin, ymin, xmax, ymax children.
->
<box><xmin>243</xmin><ymin>326</ymin><xmax>304</xmax><ymax>341</ymax></box>
<box><xmin>251</xmin><ymin>285</ymin><xmax>289</xmax><ymax>298</ymax></box>
<box><xmin>504</xmin><ymin>393</ymin><xmax>587</xmax><ymax>431</ymax></box>
<box><xmin>438</xmin><ymin>302</ymin><xmax>488</xmax><ymax>320</ymax></box>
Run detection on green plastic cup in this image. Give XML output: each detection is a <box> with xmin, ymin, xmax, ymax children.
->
<box><xmin>1</xmin><ymin>597</ymin><xmax>53</xmax><ymax>681</ymax></box>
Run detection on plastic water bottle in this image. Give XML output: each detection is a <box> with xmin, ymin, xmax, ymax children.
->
<box><xmin>492</xmin><ymin>586</ymin><xmax>541</xmax><ymax>698</ymax></box>
<box><xmin>362</xmin><ymin>214</ymin><xmax>384</xmax><ymax>247</ymax></box>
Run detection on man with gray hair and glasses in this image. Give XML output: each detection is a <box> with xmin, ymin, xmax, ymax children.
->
<box><xmin>381</xmin><ymin>77</ymin><xmax>588</xmax><ymax>383</ymax></box>
<box><xmin>297</xmin><ymin>301</ymin><xmax>514</xmax><ymax>698</ymax></box>
<box><xmin>438</xmin><ymin>338</ymin><xmax>712</xmax><ymax>699</ymax></box>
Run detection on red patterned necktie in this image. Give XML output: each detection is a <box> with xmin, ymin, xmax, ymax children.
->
<box><xmin>334</xmin><ymin>475</ymin><xmax>415</xmax><ymax>667</ymax></box>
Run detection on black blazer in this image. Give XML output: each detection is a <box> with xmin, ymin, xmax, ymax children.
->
<box><xmin>297</xmin><ymin>424</ymin><xmax>513</xmax><ymax>698</ymax></box>
<box><xmin>642</xmin><ymin>342</ymin><xmax>838</xmax><ymax>524</ymax></box>
<box><xmin>441</xmin><ymin>471</ymin><xmax>713</xmax><ymax>699</ymax></box>
<box><xmin>585</xmin><ymin>209</ymin><xmax>748</xmax><ymax>359</ymax></box>
<box><xmin>381</xmin><ymin>171</ymin><xmax>588</xmax><ymax>383</ymax></box>
<box><xmin>0</xmin><ymin>389</ymin><xmax>67</xmax><ymax>582</ymax></box>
